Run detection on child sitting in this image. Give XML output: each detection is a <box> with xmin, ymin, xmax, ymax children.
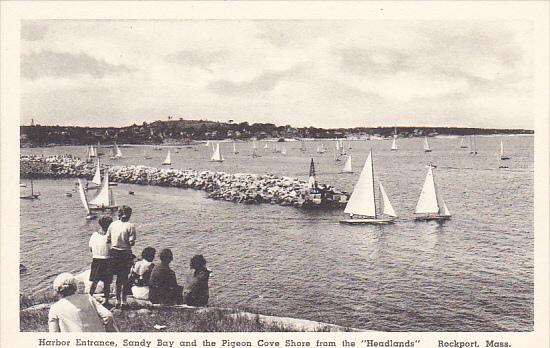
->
<box><xmin>149</xmin><ymin>248</ymin><xmax>183</xmax><ymax>305</ymax></box>
<box><xmin>127</xmin><ymin>247</ymin><xmax>156</xmax><ymax>300</ymax></box>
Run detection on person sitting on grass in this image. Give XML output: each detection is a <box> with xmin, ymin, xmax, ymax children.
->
<box><xmin>48</xmin><ymin>273</ymin><xmax>118</xmax><ymax>332</ymax></box>
<box><xmin>184</xmin><ymin>254</ymin><xmax>212</xmax><ymax>307</ymax></box>
<box><xmin>127</xmin><ymin>247</ymin><xmax>156</xmax><ymax>300</ymax></box>
<box><xmin>149</xmin><ymin>248</ymin><xmax>183</xmax><ymax>305</ymax></box>
<box><xmin>88</xmin><ymin>216</ymin><xmax>113</xmax><ymax>306</ymax></box>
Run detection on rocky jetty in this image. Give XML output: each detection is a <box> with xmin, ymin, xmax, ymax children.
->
<box><xmin>20</xmin><ymin>155</ymin><xmax>348</xmax><ymax>209</ymax></box>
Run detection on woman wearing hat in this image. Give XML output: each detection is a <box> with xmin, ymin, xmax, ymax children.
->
<box><xmin>48</xmin><ymin>273</ymin><xmax>117</xmax><ymax>332</ymax></box>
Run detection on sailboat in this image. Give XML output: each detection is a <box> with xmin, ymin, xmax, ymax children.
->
<box><xmin>500</xmin><ymin>139</ymin><xmax>510</xmax><ymax>160</ymax></box>
<box><xmin>78</xmin><ymin>179</ymin><xmax>96</xmax><ymax>220</ymax></box>
<box><xmin>341</xmin><ymin>155</ymin><xmax>353</xmax><ymax>173</ymax></box>
<box><xmin>300</xmin><ymin>141</ymin><xmax>306</xmax><ymax>152</ymax></box>
<box><xmin>334</xmin><ymin>146</ymin><xmax>341</xmax><ymax>162</ymax></box>
<box><xmin>339</xmin><ymin>140</ymin><xmax>346</xmax><ymax>155</ymax></box>
<box><xmin>88</xmin><ymin>146</ymin><xmax>96</xmax><ymax>158</ymax></box>
<box><xmin>233</xmin><ymin>142</ymin><xmax>239</xmax><ymax>155</ymax></box>
<box><xmin>264</xmin><ymin>143</ymin><xmax>269</xmax><ymax>151</ymax></box>
<box><xmin>251</xmin><ymin>141</ymin><xmax>260</xmax><ymax>158</ymax></box>
<box><xmin>423</xmin><ymin>136</ymin><xmax>432</xmax><ymax>152</ymax></box>
<box><xmin>86</xmin><ymin>159</ymin><xmax>102</xmax><ymax>191</ymax></box>
<box><xmin>20</xmin><ymin>179</ymin><xmax>40</xmax><ymax>200</ymax></box>
<box><xmin>414</xmin><ymin>164</ymin><xmax>451</xmax><ymax>221</ymax></box>
<box><xmin>162</xmin><ymin>150</ymin><xmax>172</xmax><ymax>165</ymax></box>
<box><xmin>340</xmin><ymin>150</ymin><xmax>397</xmax><ymax>224</ymax></box>
<box><xmin>110</xmin><ymin>143</ymin><xmax>123</xmax><ymax>159</ymax></box>
<box><xmin>281</xmin><ymin>147</ymin><xmax>287</xmax><ymax>156</ymax></box>
<box><xmin>205</xmin><ymin>141</ymin><xmax>211</xmax><ymax>147</ymax></box>
<box><xmin>459</xmin><ymin>137</ymin><xmax>468</xmax><ymax>149</ymax></box>
<box><xmin>88</xmin><ymin>169</ymin><xmax>118</xmax><ymax>212</ymax></box>
<box><xmin>470</xmin><ymin>135</ymin><xmax>478</xmax><ymax>155</ymax></box>
<box><xmin>210</xmin><ymin>143</ymin><xmax>224</xmax><ymax>162</ymax></box>
<box><xmin>348</xmin><ymin>141</ymin><xmax>352</xmax><ymax>150</ymax></box>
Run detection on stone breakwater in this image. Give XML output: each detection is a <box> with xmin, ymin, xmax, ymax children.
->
<box><xmin>20</xmin><ymin>155</ymin><xmax>348</xmax><ymax>208</ymax></box>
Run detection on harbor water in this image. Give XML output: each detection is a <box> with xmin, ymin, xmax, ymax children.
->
<box><xmin>19</xmin><ymin>136</ymin><xmax>534</xmax><ymax>331</ymax></box>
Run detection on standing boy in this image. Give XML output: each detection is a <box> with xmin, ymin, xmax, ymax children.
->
<box><xmin>88</xmin><ymin>216</ymin><xmax>113</xmax><ymax>306</ymax></box>
<box><xmin>106</xmin><ymin>205</ymin><xmax>136</xmax><ymax>309</ymax></box>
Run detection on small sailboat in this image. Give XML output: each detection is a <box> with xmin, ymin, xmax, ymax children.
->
<box><xmin>391</xmin><ymin>128</ymin><xmax>398</xmax><ymax>151</ymax></box>
<box><xmin>162</xmin><ymin>150</ymin><xmax>172</xmax><ymax>165</ymax></box>
<box><xmin>334</xmin><ymin>146</ymin><xmax>341</xmax><ymax>162</ymax></box>
<box><xmin>205</xmin><ymin>141</ymin><xmax>211</xmax><ymax>147</ymax></box>
<box><xmin>348</xmin><ymin>141</ymin><xmax>352</xmax><ymax>150</ymax></box>
<box><xmin>414</xmin><ymin>164</ymin><xmax>451</xmax><ymax>221</ymax></box>
<box><xmin>470</xmin><ymin>135</ymin><xmax>478</xmax><ymax>155</ymax></box>
<box><xmin>281</xmin><ymin>147</ymin><xmax>287</xmax><ymax>156</ymax></box>
<box><xmin>340</xmin><ymin>150</ymin><xmax>397</xmax><ymax>224</ymax></box>
<box><xmin>20</xmin><ymin>179</ymin><xmax>40</xmax><ymax>200</ymax></box>
<box><xmin>339</xmin><ymin>140</ymin><xmax>346</xmax><ymax>155</ymax></box>
<box><xmin>251</xmin><ymin>147</ymin><xmax>260</xmax><ymax>158</ymax></box>
<box><xmin>78</xmin><ymin>179</ymin><xmax>96</xmax><ymax>220</ymax></box>
<box><xmin>500</xmin><ymin>139</ymin><xmax>510</xmax><ymax>160</ymax></box>
<box><xmin>233</xmin><ymin>142</ymin><xmax>239</xmax><ymax>155</ymax></box>
<box><xmin>88</xmin><ymin>169</ymin><xmax>118</xmax><ymax>212</ymax></box>
<box><xmin>88</xmin><ymin>146</ymin><xmax>96</xmax><ymax>158</ymax></box>
<box><xmin>498</xmin><ymin>155</ymin><xmax>509</xmax><ymax>169</ymax></box>
<box><xmin>110</xmin><ymin>143</ymin><xmax>123</xmax><ymax>159</ymax></box>
<box><xmin>341</xmin><ymin>155</ymin><xmax>353</xmax><ymax>173</ymax></box>
<box><xmin>316</xmin><ymin>144</ymin><xmax>326</xmax><ymax>154</ymax></box>
<box><xmin>300</xmin><ymin>141</ymin><xmax>306</xmax><ymax>152</ymax></box>
<box><xmin>86</xmin><ymin>159</ymin><xmax>102</xmax><ymax>191</ymax></box>
<box><xmin>460</xmin><ymin>137</ymin><xmax>468</xmax><ymax>149</ymax></box>
<box><xmin>210</xmin><ymin>143</ymin><xmax>224</xmax><ymax>162</ymax></box>
<box><xmin>423</xmin><ymin>136</ymin><xmax>432</xmax><ymax>152</ymax></box>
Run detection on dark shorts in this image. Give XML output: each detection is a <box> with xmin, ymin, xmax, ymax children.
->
<box><xmin>89</xmin><ymin>258</ymin><xmax>113</xmax><ymax>283</ymax></box>
<box><xmin>110</xmin><ymin>249</ymin><xmax>133</xmax><ymax>277</ymax></box>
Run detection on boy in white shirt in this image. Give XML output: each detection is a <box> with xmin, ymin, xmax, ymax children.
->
<box><xmin>89</xmin><ymin>216</ymin><xmax>113</xmax><ymax>306</ymax></box>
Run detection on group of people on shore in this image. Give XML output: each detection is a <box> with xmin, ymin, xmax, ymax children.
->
<box><xmin>48</xmin><ymin>205</ymin><xmax>211</xmax><ymax>332</ymax></box>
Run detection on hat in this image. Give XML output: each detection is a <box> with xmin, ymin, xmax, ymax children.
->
<box><xmin>53</xmin><ymin>273</ymin><xmax>77</xmax><ymax>294</ymax></box>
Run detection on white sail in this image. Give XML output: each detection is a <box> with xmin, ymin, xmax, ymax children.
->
<box><xmin>415</xmin><ymin>166</ymin><xmax>440</xmax><ymax>215</ymax></box>
<box><xmin>233</xmin><ymin>142</ymin><xmax>238</xmax><ymax>154</ymax></box>
<box><xmin>344</xmin><ymin>151</ymin><xmax>376</xmax><ymax>217</ymax></box>
<box><xmin>252</xmin><ymin>141</ymin><xmax>257</xmax><ymax>150</ymax></box>
<box><xmin>78</xmin><ymin>179</ymin><xmax>90</xmax><ymax>214</ymax></box>
<box><xmin>460</xmin><ymin>137</ymin><xmax>465</xmax><ymax>148</ymax></box>
<box><xmin>342</xmin><ymin>155</ymin><xmax>352</xmax><ymax>173</ymax></box>
<box><xmin>211</xmin><ymin>143</ymin><xmax>224</xmax><ymax>162</ymax></box>
<box><xmin>423</xmin><ymin>137</ymin><xmax>431</xmax><ymax>151</ymax></box>
<box><xmin>89</xmin><ymin>146</ymin><xmax>96</xmax><ymax>158</ymax></box>
<box><xmin>379</xmin><ymin>182</ymin><xmax>397</xmax><ymax>217</ymax></box>
<box><xmin>163</xmin><ymin>151</ymin><xmax>172</xmax><ymax>165</ymax></box>
<box><xmin>264</xmin><ymin>143</ymin><xmax>269</xmax><ymax>149</ymax></box>
<box><xmin>281</xmin><ymin>147</ymin><xmax>287</xmax><ymax>155</ymax></box>
<box><xmin>335</xmin><ymin>140</ymin><xmax>340</xmax><ymax>151</ymax></box>
<box><xmin>89</xmin><ymin>169</ymin><xmax>110</xmax><ymax>207</ymax></box>
<box><xmin>391</xmin><ymin>136</ymin><xmax>398</xmax><ymax>150</ymax></box>
<box><xmin>115</xmin><ymin>144</ymin><xmax>122</xmax><ymax>158</ymax></box>
<box><xmin>92</xmin><ymin>159</ymin><xmax>102</xmax><ymax>185</ymax></box>
<box><xmin>500</xmin><ymin>140</ymin><xmax>504</xmax><ymax>157</ymax></box>
<box><xmin>205</xmin><ymin>141</ymin><xmax>211</xmax><ymax>147</ymax></box>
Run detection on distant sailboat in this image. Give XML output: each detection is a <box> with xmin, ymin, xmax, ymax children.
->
<box><xmin>334</xmin><ymin>145</ymin><xmax>341</xmax><ymax>162</ymax></box>
<box><xmin>341</xmin><ymin>155</ymin><xmax>353</xmax><ymax>173</ymax></box>
<box><xmin>423</xmin><ymin>137</ymin><xmax>432</xmax><ymax>152</ymax></box>
<box><xmin>470</xmin><ymin>135</ymin><xmax>478</xmax><ymax>155</ymax></box>
<box><xmin>339</xmin><ymin>140</ymin><xmax>346</xmax><ymax>155</ymax></box>
<box><xmin>340</xmin><ymin>150</ymin><xmax>397</xmax><ymax>224</ymax></box>
<box><xmin>210</xmin><ymin>143</ymin><xmax>224</xmax><ymax>162</ymax></box>
<box><xmin>460</xmin><ymin>137</ymin><xmax>468</xmax><ymax>149</ymax></box>
<box><xmin>96</xmin><ymin>142</ymin><xmax>104</xmax><ymax>156</ymax></box>
<box><xmin>89</xmin><ymin>169</ymin><xmax>117</xmax><ymax>212</ymax></box>
<box><xmin>233</xmin><ymin>142</ymin><xmax>239</xmax><ymax>155</ymax></box>
<box><xmin>391</xmin><ymin>128</ymin><xmax>398</xmax><ymax>151</ymax></box>
<box><xmin>205</xmin><ymin>141</ymin><xmax>211</xmax><ymax>147</ymax></box>
<box><xmin>162</xmin><ymin>150</ymin><xmax>172</xmax><ymax>165</ymax></box>
<box><xmin>281</xmin><ymin>147</ymin><xmax>287</xmax><ymax>156</ymax></box>
<box><xmin>316</xmin><ymin>144</ymin><xmax>326</xmax><ymax>154</ymax></box>
<box><xmin>414</xmin><ymin>164</ymin><xmax>451</xmax><ymax>221</ymax></box>
<box><xmin>86</xmin><ymin>159</ymin><xmax>102</xmax><ymax>190</ymax></box>
<box><xmin>88</xmin><ymin>146</ymin><xmax>96</xmax><ymax>158</ymax></box>
<box><xmin>348</xmin><ymin>141</ymin><xmax>352</xmax><ymax>150</ymax></box>
<box><xmin>111</xmin><ymin>143</ymin><xmax>122</xmax><ymax>159</ymax></box>
<box><xmin>78</xmin><ymin>179</ymin><xmax>96</xmax><ymax>220</ymax></box>
<box><xmin>500</xmin><ymin>139</ymin><xmax>510</xmax><ymax>160</ymax></box>
<box><xmin>264</xmin><ymin>143</ymin><xmax>269</xmax><ymax>150</ymax></box>
<box><xmin>251</xmin><ymin>141</ymin><xmax>260</xmax><ymax>158</ymax></box>
<box><xmin>20</xmin><ymin>179</ymin><xmax>40</xmax><ymax>200</ymax></box>
<box><xmin>300</xmin><ymin>141</ymin><xmax>306</xmax><ymax>152</ymax></box>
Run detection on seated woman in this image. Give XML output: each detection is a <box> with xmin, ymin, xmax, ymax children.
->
<box><xmin>183</xmin><ymin>254</ymin><xmax>212</xmax><ymax>307</ymax></box>
<box><xmin>149</xmin><ymin>249</ymin><xmax>183</xmax><ymax>305</ymax></box>
<box><xmin>127</xmin><ymin>247</ymin><xmax>156</xmax><ymax>300</ymax></box>
<box><xmin>48</xmin><ymin>273</ymin><xmax>118</xmax><ymax>332</ymax></box>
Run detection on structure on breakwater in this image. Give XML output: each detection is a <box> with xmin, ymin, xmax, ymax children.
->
<box><xmin>20</xmin><ymin>155</ymin><xmax>349</xmax><ymax>209</ymax></box>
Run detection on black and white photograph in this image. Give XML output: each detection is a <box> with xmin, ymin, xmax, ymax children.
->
<box><xmin>1</xmin><ymin>1</ymin><xmax>549</xmax><ymax>344</ymax></box>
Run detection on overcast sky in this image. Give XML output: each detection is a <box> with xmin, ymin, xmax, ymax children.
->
<box><xmin>20</xmin><ymin>20</ymin><xmax>533</xmax><ymax>129</ymax></box>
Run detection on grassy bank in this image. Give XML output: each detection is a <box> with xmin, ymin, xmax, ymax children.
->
<box><xmin>20</xmin><ymin>293</ymin><xmax>353</xmax><ymax>332</ymax></box>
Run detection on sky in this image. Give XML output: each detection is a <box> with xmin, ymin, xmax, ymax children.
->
<box><xmin>20</xmin><ymin>20</ymin><xmax>534</xmax><ymax>129</ymax></box>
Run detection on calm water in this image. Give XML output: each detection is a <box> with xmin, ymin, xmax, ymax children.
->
<box><xmin>20</xmin><ymin>136</ymin><xmax>534</xmax><ymax>331</ymax></box>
